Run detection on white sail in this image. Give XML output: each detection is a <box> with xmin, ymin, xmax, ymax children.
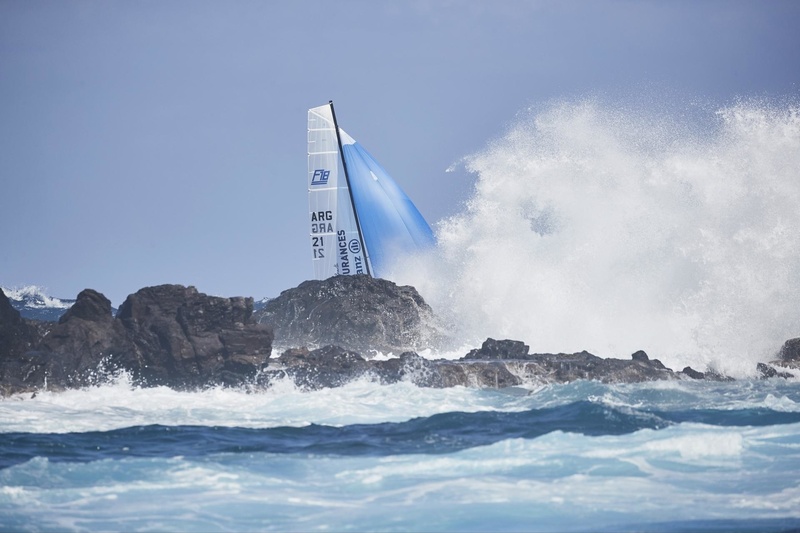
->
<box><xmin>307</xmin><ymin>104</ymin><xmax>368</xmax><ymax>279</ymax></box>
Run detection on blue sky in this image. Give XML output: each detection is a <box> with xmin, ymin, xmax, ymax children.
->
<box><xmin>1</xmin><ymin>0</ymin><xmax>798</xmax><ymax>305</ymax></box>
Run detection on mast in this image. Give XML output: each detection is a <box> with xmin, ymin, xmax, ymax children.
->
<box><xmin>329</xmin><ymin>100</ymin><xmax>373</xmax><ymax>277</ymax></box>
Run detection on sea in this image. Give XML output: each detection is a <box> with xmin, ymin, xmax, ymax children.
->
<box><xmin>1</xmin><ymin>377</ymin><xmax>799</xmax><ymax>532</ymax></box>
<box><xmin>2</xmin><ymin>96</ymin><xmax>800</xmax><ymax>532</ymax></box>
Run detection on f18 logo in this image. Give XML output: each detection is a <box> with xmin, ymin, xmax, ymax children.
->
<box><xmin>311</xmin><ymin>169</ymin><xmax>330</xmax><ymax>186</ymax></box>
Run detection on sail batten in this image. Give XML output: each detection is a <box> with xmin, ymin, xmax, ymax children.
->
<box><xmin>307</xmin><ymin>102</ymin><xmax>434</xmax><ymax>280</ymax></box>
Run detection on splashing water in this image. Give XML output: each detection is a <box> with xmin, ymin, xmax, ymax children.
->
<box><xmin>395</xmin><ymin>97</ymin><xmax>800</xmax><ymax>377</ymax></box>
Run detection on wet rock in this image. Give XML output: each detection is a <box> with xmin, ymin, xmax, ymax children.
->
<box><xmin>7</xmin><ymin>279</ymin><xmax>797</xmax><ymax>393</ymax></box>
<box><xmin>114</xmin><ymin>285</ymin><xmax>272</xmax><ymax>388</ymax></box>
<box><xmin>681</xmin><ymin>366</ymin><xmax>706</xmax><ymax>380</ymax></box>
<box><xmin>778</xmin><ymin>338</ymin><xmax>800</xmax><ymax>366</ymax></box>
<box><xmin>757</xmin><ymin>362</ymin><xmax>795</xmax><ymax>380</ymax></box>
<box><xmin>0</xmin><ymin>285</ymin><xmax>274</xmax><ymax>394</ymax></box>
<box><xmin>462</xmin><ymin>338</ymin><xmax>530</xmax><ymax>360</ymax></box>
<box><xmin>31</xmin><ymin>289</ymin><xmax>127</xmax><ymax>389</ymax></box>
<box><xmin>253</xmin><ymin>339</ymin><xmax>683</xmax><ymax>390</ymax></box>
<box><xmin>253</xmin><ymin>275</ymin><xmax>444</xmax><ymax>355</ymax></box>
<box><xmin>264</xmin><ymin>345</ymin><xmax>368</xmax><ymax>390</ymax></box>
<box><xmin>0</xmin><ymin>288</ymin><xmax>55</xmax><ymax>394</ymax></box>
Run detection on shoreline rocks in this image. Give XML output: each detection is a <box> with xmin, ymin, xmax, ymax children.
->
<box><xmin>0</xmin><ymin>285</ymin><xmax>273</xmax><ymax>394</ymax></box>
<box><xmin>253</xmin><ymin>275</ymin><xmax>446</xmax><ymax>355</ymax></box>
<box><xmin>1</xmin><ymin>278</ymin><xmax>798</xmax><ymax>395</ymax></box>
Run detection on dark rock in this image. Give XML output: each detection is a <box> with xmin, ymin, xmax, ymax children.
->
<box><xmin>0</xmin><ymin>289</ymin><xmax>55</xmax><ymax>394</ymax></box>
<box><xmin>266</xmin><ymin>345</ymin><xmax>368</xmax><ymax>390</ymax></box>
<box><xmin>13</xmin><ymin>278</ymin><xmax>793</xmax><ymax>393</ymax></box>
<box><xmin>376</xmin><ymin>351</ymin><xmax>441</xmax><ymax>386</ymax></box>
<box><xmin>757</xmin><ymin>362</ymin><xmax>794</xmax><ymax>380</ymax></box>
<box><xmin>462</xmin><ymin>338</ymin><xmax>530</xmax><ymax>360</ymax></box>
<box><xmin>778</xmin><ymin>338</ymin><xmax>800</xmax><ymax>365</ymax></box>
<box><xmin>252</xmin><ymin>338</ymin><xmax>684</xmax><ymax>390</ymax></box>
<box><xmin>438</xmin><ymin>361</ymin><xmax>522</xmax><ymax>388</ymax></box>
<box><xmin>32</xmin><ymin>289</ymin><xmax>127</xmax><ymax>389</ymax></box>
<box><xmin>58</xmin><ymin>289</ymin><xmax>113</xmax><ymax>323</ymax></box>
<box><xmin>114</xmin><ymin>285</ymin><xmax>272</xmax><ymax>388</ymax></box>
<box><xmin>0</xmin><ymin>288</ymin><xmax>20</xmax><ymax>326</ymax></box>
<box><xmin>253</xmin><ymin>275</ymin><xmax>443</xmax><ymax>355</ymax></box>
<box><xmin>681</xmin><ymin>366</ymin><xmax>706</xmax><ymax>379</ymax></box>
<box><xmin>465</xmin><ymin>348</ymin><xmax>676</xmax><ymax>384</ymax></box>
<box><xmin>0</xmin><ymin>285</ymin><xmax>274</xmax><ymax>394</ymax></box>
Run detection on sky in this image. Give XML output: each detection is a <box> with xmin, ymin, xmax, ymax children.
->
<box><xmin>1</xmin><ymin>0</ymin><xmax>799</xmax><ymax>305</ymax></box>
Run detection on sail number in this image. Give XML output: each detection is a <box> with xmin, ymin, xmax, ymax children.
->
<box><xmin>311</xmin><ymin>210</ymin><xmax>333</xmax><ymax>259</ymax></box>
<box><xmin>312</xmin><ymin>237</ymin><xmax>325</xmax><ymax>258</ymax></box>
<box><xmin>310</xmin><ymin>210</ymin><xmax>334</xmax><ymax>234</ymax></box>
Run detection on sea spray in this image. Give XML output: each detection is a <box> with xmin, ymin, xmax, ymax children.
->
<box><xmin>393</xmin><ymin>97</ymin><xmax>800</xmax><ymax>377</ymax></box>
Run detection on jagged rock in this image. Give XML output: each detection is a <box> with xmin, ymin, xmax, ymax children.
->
<box><xmin>462</xmin><ymin>338</ymin><xmax>530</xmax><ymax>360</ymax></box>
<box><xmin>681</xmin><ymin>366</ymin><xmax>706</xmax><ymax>379</ymax></box>
<box><xmin>0</xmin><ymin>289</ymin><xmax>55</xmax><ymax>394</ymax></box>
<box><xmin>252</xmin><ymin>339</ymin><xmax>683</xmax><ymax>390</ymax></box>
<box><xmin>265</xmin><ymin>345</ymin><xmax>369</xmax><ymax>390</ymax></box>
<box><xmin>778</xmin><ymin>338</ymin><xmax>800</xmax><ymax>367</ymax></box>
<box><xmin>0</xmin><ymin>285</ymin><xmax>274</xmax><ymax>394</ymax></box>
<box><xmin>460</xmin><ymin>345</ymin><xmax>674</xmax><ymax>384</ymax></box>
<box><xmin>114</xmin><ymin>285</ymin><xmax>272</xmax><ymax>388</ymax></box>
<box><xmin>5</xmin><ymin>279</ymin><xmax>798</xmax><ymax>394</ymax></box>
<box><xmin>253</xmin><ymin>275</ymin><xmax>444</xmax><ymax>355</ymax></box>
<box><xmin>58</xmin><ymin>289</ymin><xmax>112</xmax><ymax>323</ymax></box>
<box><xmin>29</xmin><ymin>289</ymin><xmax>127</xmax><ymax>389</ymax></box>
<box><xmin>757</xmin><ymin>362</ymin><xmax>795</xmax><ymax>380</ymax></box>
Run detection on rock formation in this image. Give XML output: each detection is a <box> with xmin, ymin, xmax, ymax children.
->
<box><xmin>0</xmin><ymin>289</ymin><xmax>55</xmax><ymax>394</ymax></box>
<box><xmin>113</xmin><ymin>285</ymin><xmax>272</xmax><ymax>387</ymax></box>
<box><xmin>755</xmin><ymin>337</ymin><xmax>800</xmax><ymax>379</ymax></box>
<box><xmin>1</xmin><ymin>277</ymin><xmax>797</xmax><ymax>395</ymax></box>
<box><xmin>253</xmin><ymin>339</ymin><xmax>687</xmax><ymax>391</ymax></box>
<box><xmin>253</xmin><ymin>275</ymin><xmax>445</xmax><ymax>355</ymax></box>
<box><xmin>778</xmin><ymin>338</ymin><xmax>800</xmax><ymax>367</ymax></box>
<box><xmin>0</xmin><ymin>285</ymin><xmax>273</xmax><ymax>393</ymax></box>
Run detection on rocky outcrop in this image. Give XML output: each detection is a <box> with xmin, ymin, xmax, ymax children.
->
<box><xmin>253</xmin><ymin>338</ymin><xmax>691</xmax><ymax>390</ymax></box>
<box><xmin>756</xmin><ymin>337</ymin><xmax>800</xmax><ymax>379</ymax></box>
<box><xmin>253</xmin><ymin>275</ymin><xmax>445</xmax><ymax>355</ymax></box>
<box><xmin>777</xmin><ymin>338</ymin><xmax>800</xmax><ymax>367</ymax></box>
<box><xmin>0</xmin><ymin>285</ymin><xmax>273</xmax><ymax>393</ymax></box>
<box><xmin>20</xmin><ymin>289</ymin><xmax>127</xmax><ymax>390</ymax></box>
<box><xmin>0</xmin><ymin>289</ymin><xmax>41</xmax><ymax>362</ymax></box>
<box><xmin>3</xmin><ymin>280</ymin><xmax>797</xmax><ymax>394</ymax></box>
<box><xmin>0</xmin><ymin>289</ymin><xmax>55</xmax><ymax>394</ymax></box>
<box><xmin>113</xmin><ymin>285</ymin><xmax>272</xmax><ymax>387</ymax></box>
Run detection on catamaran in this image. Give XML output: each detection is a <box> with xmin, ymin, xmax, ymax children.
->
<box><xmin>307</xmin><ymin>101</ymin><xmax>435</xmax><ymax>279</ymax></box>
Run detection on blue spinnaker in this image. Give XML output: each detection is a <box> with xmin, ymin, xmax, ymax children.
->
<box><xmin>339</xmin><ymin>128</ymin><xmax>435</xmax><ymax>277</ymax></box>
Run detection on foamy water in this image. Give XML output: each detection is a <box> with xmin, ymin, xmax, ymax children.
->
<box><xmin>1</xmin><ymin>378</ymin><xmax>800</xmax><ymax>532</ymax></box>
<box><xmin>393</xmin><ymin>97</ymin><xmax>800</xmax><ymax>377</ymax></box>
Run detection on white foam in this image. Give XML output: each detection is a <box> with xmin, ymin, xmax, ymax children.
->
<box><xmin>1</xmin><ymin>285</ymin><xmax>72</xmax><ymax>309</ymax></box>
<box><xmin>392</xmin><ymin>97</ymin><xmax>800</xmax><ymax>378</ymax></box>
<box><xmin>0</xmin><ymin>374</ymin><xmax>531</xmax><ymax>434</ymax></box>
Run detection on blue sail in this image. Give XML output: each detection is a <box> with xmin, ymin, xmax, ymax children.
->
<box><xmin>338</xmin><ymin>128</ymin><xmax>435</xmax><ymax>278</ymax></box>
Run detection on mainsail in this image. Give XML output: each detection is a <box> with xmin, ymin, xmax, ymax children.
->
<box><xmin>307</xmin><ymin>102</ymin><xmax>435</xmax><ymax>279</ymax></box>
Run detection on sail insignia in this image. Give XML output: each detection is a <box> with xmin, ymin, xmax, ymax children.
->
<box><xmin>307</xmin><ymin>102</ymin><xmax>434</xmax><ymax>279</ymax></box>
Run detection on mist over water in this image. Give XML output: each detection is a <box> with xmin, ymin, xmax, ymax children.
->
<box><xmin>395</xmin><ymin>97</ymin><xmax>800</xmax><ymax>377</ymax></box>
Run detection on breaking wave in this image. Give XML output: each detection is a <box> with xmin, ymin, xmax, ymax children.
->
<box><xmin>395</xmin><ymin>96</ymin><xmax>800</xmax><ymax>377</ymax></box>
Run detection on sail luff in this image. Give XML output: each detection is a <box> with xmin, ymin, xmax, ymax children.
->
<box><xmin>329</xmin><ymin>101</ymin><xmax>373</xmax><ymax>277</ymax></box>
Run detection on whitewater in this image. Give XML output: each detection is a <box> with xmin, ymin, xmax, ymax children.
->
<box><xmin>2</xmin><ymin>96</ymin><xmax>800</xmax><ymax>532</ymax></box>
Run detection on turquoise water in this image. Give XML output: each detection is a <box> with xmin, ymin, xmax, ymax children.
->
<box><xmin>1</xmin><ymin>377</ymin><xmax>799</xmax><ymax>532</ymax></box>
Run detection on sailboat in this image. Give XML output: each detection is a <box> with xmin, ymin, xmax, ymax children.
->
<box><xmin>307</xmin><ymin>101</ymin><xmax>435</xmax><ymax>279</ymax></box>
